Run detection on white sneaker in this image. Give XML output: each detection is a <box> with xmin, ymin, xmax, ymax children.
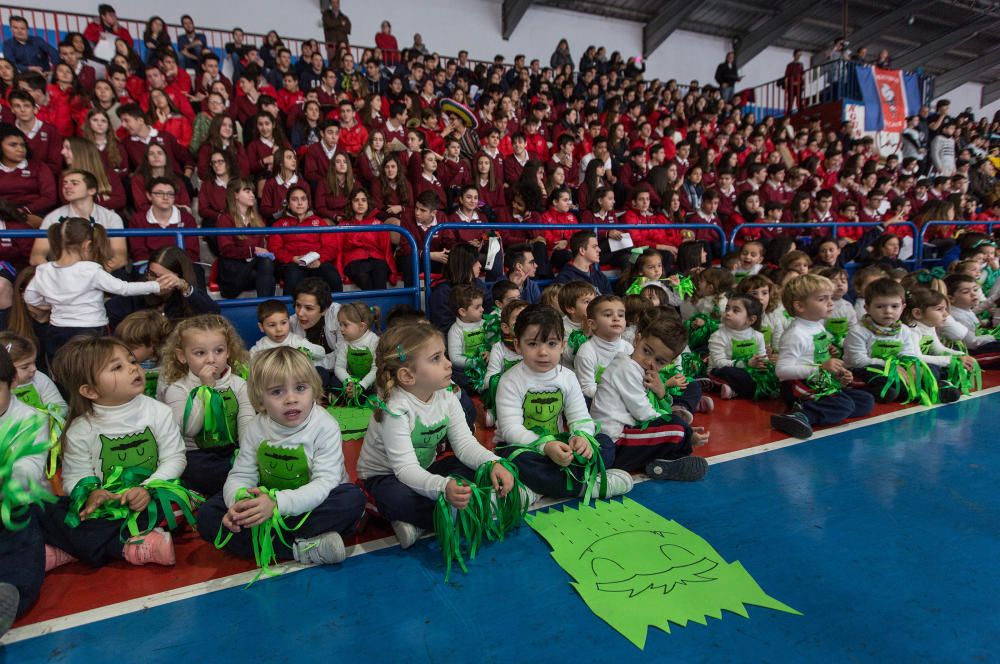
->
<box><xmin>292</xmin><ymin>531</ymin><xmax>346</xmax><ymax>565</ymax></box>
<box><xmin>598</xmin><ymin>469</ymin><xmax>634</xmax><ymax>498</ymax></box>
<box><xmin>391</xmin><ymin>521</ymin><xmax>426</xmax><ymax>549</ymax></box>
<box><xmin>484</xmin><ymin>410</ymin><xmax>495</xmax><ymax>428</ymax></box>
<box><xmin>720</xmin><ymin>384</ymin><xmax>735</xmax><ymax>400</ymax></box>
<box><xmin>518</xmin><ymin>485</ymin><xmax>540</xmax><ymax>508</ymax></box>
<box><xmin>670</xmin><ymin>406</ymin><xmax>693</xmax><ymax>424</ymax></box>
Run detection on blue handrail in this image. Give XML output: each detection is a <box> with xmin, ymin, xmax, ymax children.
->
<box><xmin>729</xmin><ymin>221</ymin><xmax>920</xmax><ymax>265</ymax></box>
<box><xmin>420</xmin><ymin>222</ymin><xmax>729</xmax><ymax>311</ymax></box>
<box><xmin>6</xmin><ymin>223</ymin><xmax>423</xmax><ymax>310</ymax></box>
<box><xmin>917</xmin><ymin>220</ymin><xmax>1000</xmax><ymax>267</ymax></box>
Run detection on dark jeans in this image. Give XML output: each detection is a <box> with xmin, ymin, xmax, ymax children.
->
<box><xmin>280</xmin><ymin>261</ymin><xmax>343</xmax><ymax>294</ymax></box>
<box><xmin>344</xmin><ymin>258</ymin><xmax>390</xmax><ymax>291</ymax></box>
<box><xmin>711</xmin><ymin>366</ymin><xmax>757</xmax><ymax>399</ymax></box>
<box><xmin>363</xmin><ymin>456</ymin><xmax>476</xmax><ymax>530</ymax></box>
<box><xmin>37</xmin><ymin>496</ymin><xmax>154</xmax><ymax>567</ymax></box>
<box><xmin>217</xmin><ymin>256</ymin><xmax>276</xmax><ymax>298</ymax></box>
<box><xmin>45</xmin><ymin>324</ymin><xmax>105</xmax><ymax>364</ymax></box>
<box><xmin>181</xmin><ymin>448</ymin><xmax>235</xmax><ymax>497</ymax></box>
<box><xmin>780</xmin><ymin>381</ymin><xmax>875</xmax><ymax>426</ymax></box>
<box><xmin>498</xmin><ymin>434</ymin><xmax>616</xmax><ymax>498</ymax></box>
<box><xmin>0</xmin><ymin>509</ymin><xmax>45</xmax><ymax>618</ymax></box>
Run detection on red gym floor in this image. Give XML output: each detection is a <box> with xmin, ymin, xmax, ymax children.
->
<box><xmin>15</xmin><ymin>373</ymin><xmax>1000</xmax><ymax>629</ymax></box>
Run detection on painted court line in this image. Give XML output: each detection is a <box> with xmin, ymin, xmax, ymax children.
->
<box><xmin>5</xmin><ymin>386</ymin><xmax>998</xmax><ymax>646</ymax></box>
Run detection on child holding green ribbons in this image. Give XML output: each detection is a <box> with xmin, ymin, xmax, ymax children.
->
<box><xmin>905</xmin><ymin>288</ymin><xmax>981</xmax><ymax>396</ymax></box>
<box><xmin>447</xmin><ymin>284</ymin><xmax>489</xmax><ymax>395</ymax></box>
<box><xmin>163</xmin><ymin>315</ymin><xmax>254</xmax><ymax>496</ymax></box>
<box><xmin>495</xmin><ymin>304</ymin><xmax>633</xmax><ymax>501</ymax></box>
<box><xmin>332</xmin><ymin>302</ymin><xmax>379</xmax><ymax>403</ymax></box>
<box><xmin>556</xmin><ymin>281</ymin><xmax>597</xmax><ymax>368</ymax></box>
<box><xmin>815</xmin><ymin>267</ymin><xmax>857</xmax><ymax>348</ymax></box>
<box><xmin>707</xmin><ymin>295</ymin><xmax>773</xmax><ymax>400</ymax></box>
<box><xmin>197</xmin><ymin>347</ymin><xmax>366</xmax><ymax>569</ymax></box>
<box><xmin>482</xmin><ymin>299</ymin><xmax>528</xmax><ymax>428</ymax></box>
<box><xmin>41</xmin><ymin>337</ymin><xmax>188</xmax><ymax>568</ymax></box>
<box><xmin>358</xmin><ymin>324</ymin><xmax>521</xmax><ymax>549</ymax></box>
<box><xmin>736</xmin><ymin>274</ymin><xmax>787</xmax><ymax>352</ymax></box>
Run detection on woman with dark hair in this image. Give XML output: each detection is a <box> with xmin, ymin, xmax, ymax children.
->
<box><xmin>259</xmin><ymin>147</ymin><xmax>304</xmax><ymax>223</ymax></box>
<box><xmin>578</xmin><ymin>158</ymin><xmax>610</xmax><ymax>212</ymax></box>
<box><xmin>0</xmin><ymin>125</ymin><xmax>57</xmax><ymax>216</ymax></box>
<box><xmin>428</xmin><ymin>242</ymin><xmax>487</xmax><ymax>332</ymax></box>
<box><xmin>270</xmin><ymin>185</ymin><xmax>343</xmax><ymax>293</ymax></box>
<box><xmin>131</xmin><ymin>143</ymin><xmax>191</xmax><ymax>212</ymax></box>
<box><xmin>196</xmin><ymin>114</ymin><xmax>248</xmax><ymax>181</ymax></box>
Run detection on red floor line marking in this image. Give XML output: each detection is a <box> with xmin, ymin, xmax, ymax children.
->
<box><xmin>4</xmin><ymin>386</ymin><xmax>998</xmax><ymax>646</ymax></box>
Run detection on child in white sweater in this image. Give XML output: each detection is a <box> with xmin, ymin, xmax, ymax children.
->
<box><xmin>250</xmin><ymin>300</ymin><xmax>326</xmax><ymax>361</ymax></box>
<box><xmin>447</xmin><ymin>284</ymin><xmax>488</xmax><ymax>394</ymax></box>
<box><xmin>332</xmin><ymin>302</ymin><xmax>380</xmax><ymax>400</ymax></box>
<box><xmin>708</xmin><ymin>295</ymin><xmax>769</xmax><ymax>400</ymax></box>
<box><xmin>574</xmin><ymin>295</ymin><xmax>633</xmax><ymax>399</ymax></box>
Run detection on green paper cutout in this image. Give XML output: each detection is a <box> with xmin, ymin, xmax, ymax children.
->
<box><xmin>812</xmin><ymin>331</ymin><xmax>833</xmax><ymax>363</ymax></box>
<box><xmin>871</xmin><ymin>339</ymin><xmax>903</xmax><ymax>361</ymax></box>
<box><xmin>195</xmin><ymin>386</ymin><xmax>239</xmax><ymax>449</ymax></box>
<box><xmin>528</xmin><ymin>498</ymin><xmax>800</xmax><ymax>649</ymax></box>
<box><xmin>143</xmin><ymin>369</ymin><xmax>159</xmax><ymax>399</ymax></box>
<box><xmin>462</xmin><ymin>327</ymin><xmax>486</xmax><ymax>358</ymax></box>
<box><xmin>99</xmin><ymin>427</ymin><xmax>159</xmax><ymax>478</ymax></box>
<box><xmin>328</xmin><ymin>405</ymin><xmax>373</xmax><ymax>441</ymax></box>
<box><xmin>761</xmin><ymin>326</ymin><xmax>772</xmax><ymax>349</ymax></box>
<box><xmin>257</xmin><ymin>441</ymin><xmax>310</xmax><ymax>491</ymax></box>
<box><xmin>411</xmin><ymin>415</ymin><xmax>449</xmax><ymax>468</ymax></box>
<box><xmin>347</xmin><ymin>346</ymin><xmax>373</xmax><ymax>379</ymax></box>
<box><xmin>523</xmin><ymin>389</ymin><xmax>564</xmax><ymax>436</ymax></box>
<box><xmin>13</xmin><ymin>383</ymin><xmax>42</xmax><ymax>409</ymax></box>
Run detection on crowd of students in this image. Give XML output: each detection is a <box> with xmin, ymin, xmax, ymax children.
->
<box><xmin>3</xmin><ymin>2</ymin><xmax>1000</xmax><ymax>639</ymax></box>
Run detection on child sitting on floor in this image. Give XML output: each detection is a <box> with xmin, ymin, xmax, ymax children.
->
<box><xmin>250</xmin><ymin>299</ymin><xmax>326</xmax><ymax>361</ymax></box>
<box><xmin>707</xmin><ymin>295</ymin><xmax>769</xmax><ymax>400</ymax></box>
<box><xmin>114</xmin><ymin>310</ymin><xmax>172</xmax><ymax>400</ymax></box>
<box><xmin>332</xmin><ymin>302</ymin><xmax>380</xmax><ymax>401</ymax></box>
<box><xmin>574</xmin><ymin>295</ymin><xmax>633</xmax><ymax>399</ymax></box>
<box><xmin>447</xmin><ymin>284</ymin><xmax>488</xmax><ymax>394</ymax></box>
<box><xmin>557</xmin><ymin>281</ymin><xmax>598</xmax><ymax>368</ymax></box>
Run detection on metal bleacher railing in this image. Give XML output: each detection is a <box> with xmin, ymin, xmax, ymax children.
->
<box><xmin>729</xmin><ymin>221</ymin><xmax>921</xmax><ymax>266</ymax></box>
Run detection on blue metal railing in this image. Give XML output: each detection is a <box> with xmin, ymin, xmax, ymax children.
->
<box><xmin>729</xmin><ymin>220</ymin><xmax>920</xmax><ymax>267</ymax></box>
<box><xmin>917</xmin><ymin>220</ymin><xmax>1000</xmax><ymax>267</ymax></box>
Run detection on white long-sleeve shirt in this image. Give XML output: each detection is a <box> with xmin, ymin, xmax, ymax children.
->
<box><xmin>760</xmin><ymin>307</ymin><xmax>789</xmax><ymax>351</ymax></box>
<box><xmin>591</xmin><ymin>354</ymin><xmax>661</xmax><ymax>440</ymax></box>
<box><xmin>356</xmin><ymin>387</ymin><xmax>498</xmax><ymax>499</ymax></box>
<box><xmin>694</xmin><ymin>295</ymin><xmax>727</xmax><ymax>318</ymax></box>
<box><xmin>224</xmin><ymin>405</ymin><xmax>351</xmax><ymax>517</ymax></box>
<box><xmin>2</xmin><ymin>395</ymin><xmax>51</xmax><ymax>490</ymax></box>
<box><xmin>776</xmin><ymin>317</ymin><xmax>835</xmax><ymax>381</ymax></box>
<box><xmin>61</xmin><ymin>395</ymin><xmax>186</xmax><ymax>494</ymax></box>
<box><xmin>843</xmin><ymin>318</ymin><xmax>920</xmax><ymax>368</ymax></box>
<box><xmin>24</xmin><ymin>261</ymin><xmax>160</xmax><ymax>327</ymax></box>
<box><xmin>163</xmin><ymin>368</ymin><xmax>254</xmax><ymax>451</ymax></box>
<box><xmin>943</xmin><ymin>308</ymin><xmax>996</xmax><ymax>350</ymax></box>
<box><xmin>249</xmin><ymin>332</ymin><xmax>326</xmax><ymax>361</ymax></box>
<box><xmin>911</xmin><ymin>321</ymin><xmax>964</xmax><ymax>367</ymax></box>
<box><xmin>484</xmin><ymin>341</ymin><xmax>521</xmax><ymax>387</ymax></box>
<box><xmin>447</xmin><ymin>318</ymin><xmax>486</xmax><ymax>369</ymax></box>
<box><xmin>13</xmin><ymin>371</ymin><xmax>67</xmax><ymax>414</ymax></box>
<box><xmin>333</xmin><ymin>329</ymin><xmax>379</xmax><ymax>388</ymax></box>
<box><xmin>574</xmin><ymin>335</ymin><xmax>634</xmax><ymax>398</ymax></box>
<box><xmin>561</xmin><ymin>315</ymin><xmax>584</xmax><ymax>368</ymax></box>
<box><xmin>495</xmin><ymin>362</ymin><xmax>594</xmax><ymax>445</ymax></box>
<box><xmin>853</xmin><ymin>297</ymin><xmax>866</xmax><ymax>322</ymax></box>
<box><xmin>289</xmin><ymin>302</ymin><xmax>342</xmax><ymax>370</ymax></box>
<box><xmin>708</xmin><ymin>325</ymin><xmax>766</xmax><ymax>369</ymax></box>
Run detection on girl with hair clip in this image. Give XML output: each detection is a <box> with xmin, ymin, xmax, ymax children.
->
<box><xmin>339</xmin><ymin>189</ymin><xmax>394</xmax><ymax>291</ymax></box>
<box><xmin>161</xmin><ymin>315</ymin><xmax>253</xmax><ymax>496</ymax></box>
<box><xmin>905</xmin><ymin>287</ymin><xmax>980</xmax><ymax>395</ymax></box>
<box><xmin>23</xmin><ymin>218</ymin><xmax>176</xmax><ymax>360</ymax></box>
<box><xmin>332</xmin><ymin>302</ymin><xmax>380</xmax><ymax>403</ymax></box>
<box><xmin>271</xmin><ymin>185</ymin><xmax>344</xmax><ymax>294</ymax></box>
<box><xmin>356</xmin><ymin>323</ymin><xmax>521</xmax><ymax>549</ymax></box>
<box><xmin>196</xmin><ymin>347</ymin><xmax>366</xmax><ymax>569</ymax></box>
<box><xmin>215</xmin><ymin>178</ymin><xmax>277</xmax><ymax>299</ymax></box>
<box><xmin>41</xmin><ymin>337</ymin><xmax>189</xmax><ymax>570</ymax></box>
<box><xmin>707</xmin><ymin>294</ymin><xmax>772</xmax><ymax>400</ymax></box>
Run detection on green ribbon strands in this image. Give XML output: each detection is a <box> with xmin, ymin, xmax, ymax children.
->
<box><xmin>214</xmin><ymin>487</ymin><xmax>311</xmax><ymax>585</ymax></box>
<box><xmin>183</xmin><ymin>386</ymin><xmax>236</xmax><ymax>449</ymax></box>
<box><xmin>673</xmin><ymin>275</ymin><xmax>695</xmax><ymax>300</ymax></box>
<box><xmin>482</xmin><ymin>310</ymin><xmax>502</xmax><ymax>348</ymax></box>
<box><xmin>624</xmin><ymin>277</ymin><xmax>647</xmax><ymax>296</ymax></box>
<box><xmin>330</xmin><ymin>377</ymin><xmax>366</xmax><ymax>408</ymax></box>
<box><xmin>681</xmin><ymin>352</ymin><xmax>706</xmax><ymax>380</ymax></box>
<box><xmin>977</xmin><ymin>323</ymin><xmax>1000</xmax><ymax>342</ymax></box>
<box><xmin>747</xmin><ymin>364</ymin><xmax>780</xmax><ymax>400</ymax></box>
<box><xmin>568</xmin><ymin>329</ymin><xmax>588</xmax><ymax>354</ymax></box>
<box><xmin>685</xmin><ymin>314</ymin><xmax>718</xmax><ymax>350</ymax></box>
<box><xmin>502</xmin><ymin>428</ymin><xmax>608</xmax><ymax>505</ymax></box>
<box><xmin>0</xmin><ymin>414</ymin><xmax>55</xmax><ymax>531</ymax></box>
<box><xmin>866</xmin><ymin>356</ymin><xmax>939</xmax><ymax>406</ymax></box>
<box><xmin>805</xmin><ymin>368</ymin><xmax>843</xmax><ymax>398</ymax></box>
<box><xmin>464</xmin><ymin>353</ymin><xmax>489</xmax><ymax>393</ymax></box>
<box><xmin>473</xmin><ymin>458</ymin><xmax>531</xmax><ymax>540</ymax></box>
<box><xmin>433</xmin><ymin>477</ymin><xmax>491</xmax><ymax>581</ymax></box>
<box><xmin>947</xmin><ymin>355</ymin><xmax>981</xmax><ymax>395</ymax></box>
<box><xmin>37</xmin><ymin>403</ymin><xmax>65</xmax><ymax>479</ymax></box>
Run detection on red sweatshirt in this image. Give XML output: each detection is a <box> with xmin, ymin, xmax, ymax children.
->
<box><xmin>269</xmin><ymin>214</ymin><xmax>338</xmax><ymax>264</ymax></box>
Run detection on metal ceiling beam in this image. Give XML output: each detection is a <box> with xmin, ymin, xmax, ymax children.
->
<box><xmin>892</xmin><ymin>17</ymin><xmax>999</xmax><ymax>70</ymax></box>
<box><xmin>734</xmin><ymin>0</ymin><xmax>817</xmax><ymax>68</ymax></box>
<box><xmin>642</xmin><ymin>0</ymin><xmax>701</xmax><ymax>58</ymax></box>
<box><xmin>980</xmin><ymin>80</ymin><xmax>1000</xmax><ymax>105</ymax></box>
<box><xmin>845</xmin><ymin>0</ymin><xmax>938</xmax><ymax>48</ymax></box>
<box><xmin>932</xmin><ymin>47</ymin><xmax>1000</xmax><ymax>96</ymax></box>
<box><xmin>502</xmin><ymin>0</ymin><xmax>533</xmax><ymax>40</ymax></box>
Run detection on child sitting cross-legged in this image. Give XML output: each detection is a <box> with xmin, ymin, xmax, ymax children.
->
<box><xmin>197</xmin><ymin>347</ymin><xmax>366</xmax><ymax>566</ymax></box>
<box><xmin>707</xmin><ymin>294</ymin><xmax>770</xmax><ymax>400</ymax></box>
<box><xmin>482</xmin><ymin>299</ymin><xmax>529</xmax><ymax>427</ymax></box>
<box><xmin>574</xmin><ymin>295</ymin><xmax>633</xmax><ymax>400</ymax></box>
<box><xmin>332</xmin><ymin>302</ymin><xmax>380</xmax><ymax>402</ymax></box>
<box><xmin>592</xmin><ymin>317</ymin><xmax>709</xmax><ymax>481</ymax></box>
<box><xmin>905</xmin><ymin>287</ymin><xmax>979</xmax><ymax>395</ymax></box>
<box><xmin>447</xmin><ymin>284</ymin><xmax>488</xmax><ymax>394</ymax></box>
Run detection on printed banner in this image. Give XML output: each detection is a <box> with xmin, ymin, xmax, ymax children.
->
<box><xmin>874</xmin><ymin>67</ymin><xmax>906</xmax><ymax>132</ymax></box>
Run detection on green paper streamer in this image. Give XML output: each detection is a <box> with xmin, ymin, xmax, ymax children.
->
<box><xmin>482</xmin><ymin>310</ymin><xmax>502</xmax><ymax>348</ymax></box>
<box><xmin>503</xmin><ymin>428</ymin><xmax>607</xmax><ymax>504</ymax></box>
<box><xmin>685</xmin><ymin>314</ymin><xmax>718</xmax><ymax>350</ymax></box>
<box><xmin>0</xmin><ymin>414</ymin><xmax>55</xmax><ymax>531</ymax></box>
<box><xmin>464</xmin><ymin>353</ymin><xmax>489</xmax><ymax>393</ymax></box>
<box><xmin>182</xmin><ymin>386</ymin><xmax>236</xmax><ymax>449</ymax></box>
<box><xmin>947</xmin><ymin>355</ymin><xmax>981</xmax><ymax>395</ymax></box>
<box><xmin>433</xmin><ymin>476</ymin><xmax>490</xmax><ymax>581</ymax></box>
<box><xmin>527</xmin><ymin>498</ymin><xmax>800</xmax><ymax>649</ymax></box>
<box><xmin>805</xmin><ymin>368</ymin><xmax>842</xmax><ymax>398</ymax></box>
<box><xmin>747</xmin><ymin>364</ymin><xmax>779</xmax><ymax>400</ymax></box>
<box><xmin>673</xmin><ymin>275</ymin><xmax>695</xmax><ymax>300</ymax></box>
<box><xmin>472</xmin><ymin>458</ymin><xmax>531</xmax><ymax>540</ymax></box>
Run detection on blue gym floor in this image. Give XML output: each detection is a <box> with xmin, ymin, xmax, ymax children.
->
<box><xmin>6</xmin><ymin>392</ymin><xmax>1000</xmax><ymax>662</ymax></box>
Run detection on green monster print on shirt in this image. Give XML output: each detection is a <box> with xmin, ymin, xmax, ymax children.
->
<box><xmin>919</xmin><ymin>335</ymin><xmax>935</xmax><ymax>355</ymax></box>
<box><xmin>12</xmin><ymin>383</ymin><xmax>42</xmax><ymax>409</ymax></box>
<box><xmin>825</xmin><ymin>318</ymin><xmax>849</xmax><ymax>339</ymax></box>
<box><xmin>257</xmin><ymin>441</ymin><xmax>310</xmax><ymax>491</ymax></box>
<box><xmin>812</xmin><ymin>331</ymin><xmax>834</xmax><ymax>364</ymax></box>
<box><xmin>463</xmin><ymin>327</ymin><xmax>486</xmax><ymax>358</ymax></box>
<box><xmin>144</xmin><ymin>369</ymin><xmax>159</xmax><ymax>399</ymax></box>
<box><xmin>99</xmin><ymin>427</ymin><xmax>159</xmax><ymax>478</ymax></box>
<box><xmin>870</xmin><ymin>339</ymin><xmax>903</xmax><ymax>361</ymax></box>
<box><xmin>347</xmin><ymin>346</ymin><xmax>374</xmax><ymax>380</ymax></box>
<box><xmin>411</xmin><ymin>416</ymin><xmax>450</xmax><ymax>468</ymax></box>
<box><xmin>195</xmin><ymin>387</ymin><xmax>240</xmax><ymax>449</ymax></box>
<box><xmin>502</xmin><ymin>357</ymin><xmax>521</xmax><ymax>373</ymax></box>
<box><xmin>731</xmin><ymin>338</ymin><xmax>758</xmax><ymax>365</ymax></box>
<box><xmin>523</xmin><ymin>390</ymin><xmax>564</xmax><ymax>436</ymax></box>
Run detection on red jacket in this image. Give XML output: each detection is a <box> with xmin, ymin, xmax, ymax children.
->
<box><xmin>260</xmin><ymin>176</ymin><xmax>308</xmax><ymax>223</ymax></box>
<box><xmin>152</xmin><ymin>114</ymin><xmax>193</xmax><ymax>149</ymax></box>
<box><xmin>313</xmin><ymin>177</ymin><xmax>350</xmax><ymax>221</ymax></box>
<box><xmin>338</xmin><ymin>122</ymin><xmax>368</xmax><ymax>156</ymax></box>
<box><xmin>270</xmin><ymin>214</ymin><xmax>338</xmax><ymax>264</ymax></box>
<box><xmin>216</xmin><ymin>212</ymin><xmax>267</xmax><ymax>260</ymax></box>
<box><xmin>84</xmin><ymin>22</ymin><xmax>132</xmax><ymax>48</ymax></box>
<box><xmin>302</xmin><ymin>142</ymin><xmax>337</xmax><ymax>185</ymax></box>
<box><xmin>539</xmin><ymin>209</ymin><xmax>577</xmax><ymax>245</ymax></box>
<box><xmin>622</xmin><ymin>209</ymin><xmax>681</xmax><ymax>247</ymax></box>
<box><xmin>197</xmin><ymin>178</ymin><xmax>227</xmax><ymax>226</ymax></box>
<box><xmin>338</xmin><ymin>215</ymin><xmax>394</xmax><ymax>271</ymax></box>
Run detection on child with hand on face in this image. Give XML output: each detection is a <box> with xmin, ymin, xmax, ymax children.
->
<box><xmin>495</xmin><ymin>304</ymin><xmax>633</xmax><ymax>501</ymax></box>
<box><xmin>574</xmin><ymin>295</ymin><xmax>633</xmax><ymax>400</ymax></box>
<box><xmin>557</xmin><ymin>281</ymin><xmax>597</xmax><ymax>368</ymax></box>
<box><xmin>197</xmin><ymin>347</ymin><xmax>366</xmax><ymax>567</ymax></box>
<box><xmin>592</xmin><ymin>317</ymin><xmax>709</xmax><ymax>481</ymax></box>
<box><xmin>249</xmin><ymin>299</ymin><xmax>326</xmax><ymax>361</ymax></box>
<box><xmin>447</xmin><ymin>285</ymin><xmax>488</xmax><ymax>394</ymax></box>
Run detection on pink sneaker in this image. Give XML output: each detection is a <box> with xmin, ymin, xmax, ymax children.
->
<box><xmin>696</xmin><ymin>396</ymin><xmax>715</xmax><ymax>413</ymax></box>
<box><xmin>720</xmin><ymin>384</ymin><xmax>735</xmax><ymax>400</ymax></box>
<box><xmin>123</xmin><ymin>528</ymin><xmax>176</xmax><ymax>566</ymax></box>
<box><xmin>44</xmin><ymin>545</ymin><xmax>77</xmax><ymax>571</ymax></box>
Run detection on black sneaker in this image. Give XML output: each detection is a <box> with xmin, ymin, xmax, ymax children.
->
<box><xmin>938</xmin><ymin>382</ymin><xmax>961</xmax><ymax>404</ymax></box>
<box><xmin>0</xmin><ymin>582</ymin><xmax>19</xmax><ymax>637</ymax></box>
<box><xmin>771</xmin><ymin>411</ymin><xmax>813</xmax><ymax>438</ymax></box>
<box><xmin>645</xmin><ymin>456</ymin><xmax>708</xmax><ymax>481</ymax></box>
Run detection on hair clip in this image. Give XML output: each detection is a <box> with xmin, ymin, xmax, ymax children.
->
<box><xmin>3</xmin><ymin>343</ymin><xmax>10</xmax><ymax>353</ymax></box>
<box><xmin>396</xmin><ymin>344</ymin><xmax>407</xmax><ymax>361</ymax></box>
<box><xmin>628</xmin><ymin>246</ymin><xmax>647</xmax><ymax>264</ymax></box>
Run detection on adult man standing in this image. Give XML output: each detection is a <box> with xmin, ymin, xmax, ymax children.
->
<box><xmin>178</xmin><ymin>15</ymin><xmax>208</xmax><ymax>70</ymax></box>
<box><xmin>320</xmin><ymin>0</ymin><xmax>351</xmax><ymax>61</ymax></box>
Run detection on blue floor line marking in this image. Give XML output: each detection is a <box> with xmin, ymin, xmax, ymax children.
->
<box><xmin>6</xmin><ymin>393</ymin><xmax>1000</xmax><ymax>662</ymax></box>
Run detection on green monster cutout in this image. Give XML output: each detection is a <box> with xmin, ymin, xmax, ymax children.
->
<box><xmin>761</xmin><ymin>326</ymin><xmax>772</xmax><ymax>350</ymax></box>
<box><xmin>462</xmin><ymin>327</ymin><xmax>486</xmax><ymax>358</ymax></box>
<box><xmin>257</xmin><ymin>441</ymin><xmax>310</xmax><ymax>491</ymax></box>
<box><xmin>502</xmin><ymin>357</ymin><xmax>521</xmax><ymax>372</ymax></box>
<box><xmin>919</xmin><ymin>335</ymin><xmax>934</xmax><ymax>355</ymax></box>
<box><xmin>871</xmin><ymin>339</ymin><xmax>903</xmax><ymax>361</ymax></box>
<box><xmin>595</xmin><ymin>365</ymin><xmax>607</xmax><ymax>385</ymax></box>
<box><xmin>12</xmin><ymin>383</ymin><xmax>42</xmax><ymax>409</ymax></box>
<box><xmin>523</xmin><ymin>390</ymin><xmax>564</xmax><ymax>436</ymax></box>
<box><xmin>328</xmin><ymin>406</ymin><xmax>373</xmax><ymax>441</ymax></box>
<box><xmin>825</xmin><ymin>317</ymin><xmax>849</xmax><ymax>338</ymax></box>
<box><xmin>528</xmin><ymin>498</ymin><xmax>800</xmax><ymax>649</ymax></box>
<box><xmin>731</xmin><ymin>339</ymin><xmax>758</xmax><ymax>364</ymax></box>
<box><xmin>411</xmin><ymin>416</ymin><xmax>450</xmax><ymax>468</ymax></box>
<box><xmin>812</xmin><ymin>331</ymin><xmax>833</xmax><ymax>364</ymax></box>
<box><xmin>347</xmin><ymin>346</ymin><xmax>374</xmax><ymax>379</ymax></box>
<box><xmin>99</xmin><ymin>427</ymin><xmax>159</xmax><ymax>478</ymax></box>
<box><xmin>195</xmin><ymin>387</ymin><xmax>240</xmax><ymax>449</ymax></box>
<box><xmin>143</xmin><ymin>370</ymin><xmax>159</xmax><ymax>399</ymax></box>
